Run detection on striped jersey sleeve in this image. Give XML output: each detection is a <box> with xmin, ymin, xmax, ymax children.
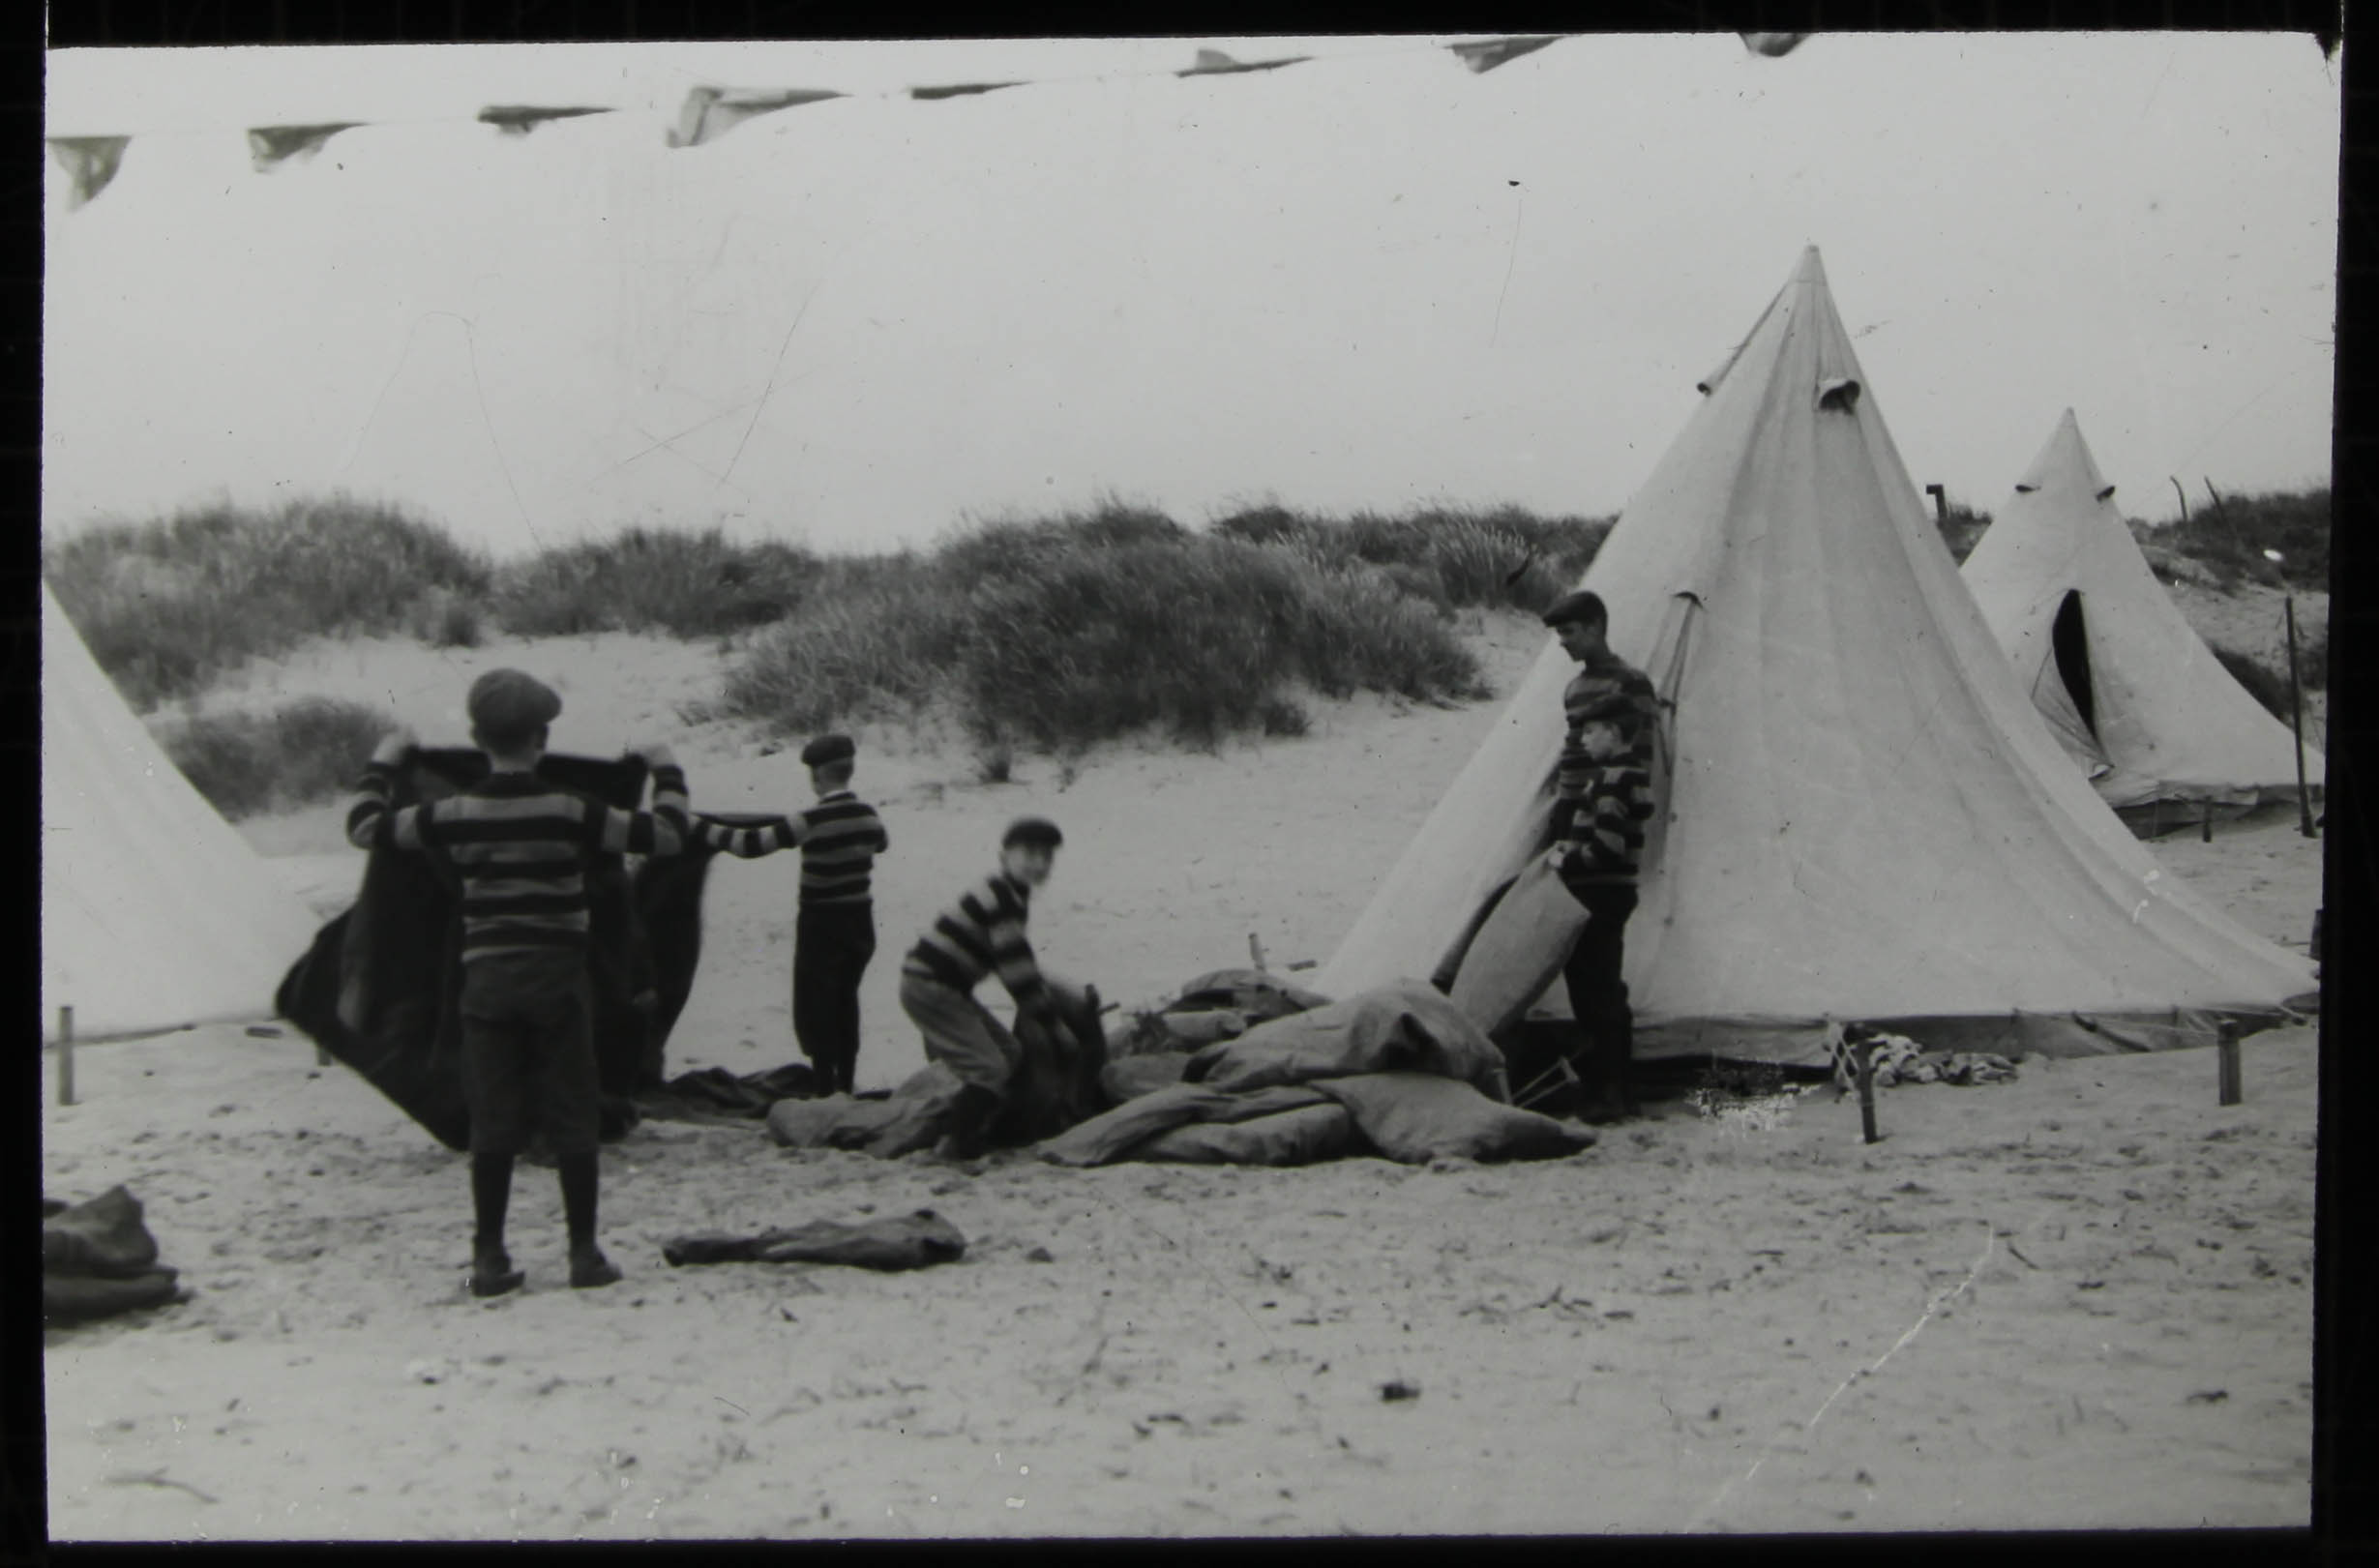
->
<box><xmin>697</xmin><ymin>815</ymin><xmax>799</xmax><ymax>859</ymax></box>
<box><xmin>1554</xmin><ymin>659</ymin><xmax>1661</xmax><ymax>877</ymax></box>
<box><xmin>903</xmin><ymin>871</ymin><xmax>1048</xmax><ymax>1016</ymax></box>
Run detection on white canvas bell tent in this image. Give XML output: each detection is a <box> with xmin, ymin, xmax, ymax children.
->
<box><xmin>1960</xmin><ymin>408</ymin><xmax>2323</xmax><ymax>820</ymax></box>
<box><xmin>1313</xmin><ymin>248</ymin><xmax>2315</xmax><ymax>1062</ymax></box>
<box><xmin>41</xmin><ymin>583</ymin><xmax>321</xmax><ymax>1043</ymax></box>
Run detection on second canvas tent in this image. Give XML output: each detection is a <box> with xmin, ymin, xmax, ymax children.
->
<box><xmin>1960</xmin><ymin>408</ymin><xmax>2323</xmax><ymax>823</ymax></box>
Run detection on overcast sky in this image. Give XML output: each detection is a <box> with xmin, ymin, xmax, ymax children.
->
<box><xmin>44</xmin><ymin>35</ymin><xmax>2340</xmax><ymax>558</ymax></box>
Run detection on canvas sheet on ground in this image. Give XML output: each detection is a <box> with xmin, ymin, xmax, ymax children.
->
<box><xmin>1042</xmin><ymin>983</ymin><xmax>1589</xmax><ymax>1166</ymax></box>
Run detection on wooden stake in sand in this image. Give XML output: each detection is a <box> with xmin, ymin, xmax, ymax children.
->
<box><xmin>2284</xmin><ymin>595</ymin><xmax>2317</xmax><ymax>839</ymax></box>
<box><xmin>58</xmin><ymin>1006</ymin><xmax>74</xmax><ymax>1107</ymax></box>
<box><xmin>2217</xmin><ymin>1021</ymin><xmax>2243</xmax><ymax>1107</ymax></box>
<box><xmin>1856</xmin><ymin>1040</ymin><xmax>1881</xmax><ymax>1144</ymax></box>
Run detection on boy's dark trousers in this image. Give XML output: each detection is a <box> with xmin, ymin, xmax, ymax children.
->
<box><xmin>458</xmin><ymin>948</ymin><xmax>608</xmax><ymax>1275</ymax></box>
<box><xmin>793</xmin><ymin>903</ymin><xmax>877</xmax><ymax>1094</ymax></box>
<box><xmin>1558</xmin><ymin>879</ymin><xmax>1640</xmax><ymax>1117</ymax></box>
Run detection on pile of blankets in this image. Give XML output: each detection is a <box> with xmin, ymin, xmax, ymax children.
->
<box><xmin>44</xmin><ymin>1186</ymin><xmax>183</xmax><ymax>1326</ymax></box>
<box><xmin>1041</xmin><ymin>983</ymin><xmax>1594</xmax><ymax>1168</ymax></box>
<box><xmin>764</xmin><ymin>972</ymin><xmax>1595</xmax><ymax>1169</ymax></box>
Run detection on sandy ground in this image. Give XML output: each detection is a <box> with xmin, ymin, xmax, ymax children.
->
<box><xmin>43</xmin><ymin>611</ymin><xmax>2323</xmax><ymax>1540</ymax></box>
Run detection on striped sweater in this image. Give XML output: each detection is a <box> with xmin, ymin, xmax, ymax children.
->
<box><xmin>346</xmin><ymin>760</ymin><xmax>691</xmax><ymax>962</ymax></box>
<box><xmin>698</xmin><ymin>792</ymin><xmax>889</xmax><ymax>907</ymax></box>
<box><xmin>1554</xmin><ymin>653</ymin><xmax>1661</xmax><ymax>882</ymax></box>
<box><xmin>902</xmin><ymin>870</ymin><xmax>1051</xmax><ymax>1020</ymax></box>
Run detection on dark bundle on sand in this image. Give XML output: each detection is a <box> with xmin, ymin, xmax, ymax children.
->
<box><xmin>661</xmin><ymin>1209</ymin><xmax>966</xmax><ymax>1271</ymax></box>
<box><xmin>766</xmin><ymin>984</ymin><xmax>1110</xmax><ymax>1158</ymax></box>
<box><xmin>45</xmin><ymin>1187</ymin><xmax>184</xmax><ymax>1326</ymax></box>
<box><xmin>276</xmin><ymin>752</ymin><xmax>740</xmax><ymax>1150</ymax></box>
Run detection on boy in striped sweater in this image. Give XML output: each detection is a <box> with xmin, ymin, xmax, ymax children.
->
<box><xmin>899</xmin><ymin>816</ymin><xmax>1073</xmax><ymax>1161</ymax></box>
<box><xmin>696</xmin><ymin>733</ymin><xmax>889</xmax><ymax>1094</ymax></box>
<box><xmin>346</xmin><ymin>669</ymin><xmax>692</xmax><ymax>1298</ymax></box>
<box><xmin>1542</xmin><ymin>590</ymin><xmax>1661</xmax><ymax>1118</ymax></box>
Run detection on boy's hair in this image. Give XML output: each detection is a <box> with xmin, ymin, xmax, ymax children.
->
<box><xmin>811</xmin><ymin>756</ymin><xmax>856</xmax><ymax>788</ymax></box>
<box><xmin>1542</xmin><ymin>590</ymin><xmax>1608</xmax><ymax>632</ymax></box>
<box><xmin>1002</xmin><ymin>816</ymin><xmax>1064</xmax><ymax>850</ymax></box>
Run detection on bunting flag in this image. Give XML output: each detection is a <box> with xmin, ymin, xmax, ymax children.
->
<box><xmin>1179</xmin><ymin>47</ymin><xmax>1312</xmax><ymax>76</ymax></box>
<box><xmin>909</xmin><ymin>81</ymin><xmax>1023</xmax><ymax>101</ymax></box>
<box><xmin>478</xmin><ymin>104</ymin><xmax>614</xmax><ymax>136</ymax></box>
<box><xmin>1448</xmin><ymin>36</ymin><xmax>1563</xmax><ymax>74</ymax></box>
<box><xmin>669</xmin><ymin>86</ymin><xmax>846</xmax><ymax>149</ymax></box>
<box><xmin>54</xmin><ymin>37</ymin><xmax>1700</xmax><ymax>202</ymax></box>
<box><xmin>48</xmin><ymin>136</ymin><xmax>130</xmax><ymax>209</ymax></box>
<box><xmin>1740</xmin><ymin>33</ymin><xmax>1812</xmax><ymax>58</ymax></box>
<box><xmin>247</xmin><ymin>123</ymin><xmax>362</xmax><ymax>171</ymax></box>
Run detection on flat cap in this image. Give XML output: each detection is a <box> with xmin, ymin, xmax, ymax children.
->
<box><xmin>1541</xmin><ymin>589</ymin><xmax>1609</xmax><ymax>630</ymax></box>
<box><xmin>800</xmin><ymin>732</ymin><xmax>856</xmax><ymax>767</ymax></box>
<box><xmin>1001</xmin><ymin>815</ymin><xmax>1064</xmax><ymax>850</ymax></box>
<box><xmin>466</xmin><ymin>668</ymin><xmax>562</xmax><ymax>735</ymax></box>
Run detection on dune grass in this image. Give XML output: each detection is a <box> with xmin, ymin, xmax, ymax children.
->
<box><xmin>2130</xmin><ymin>488</ymin><xmax>2330</xmax><ymax>592</ymax></box>
<box><xmin>49</xmin><ymin>482</ymin><xmax>2329</xmax><ymax>774</ymax></box>
<box><xmin>724</xmin><ymin>504</ymin><xmax>1502</xmax><ymax>754</ymax></box>
<box><xmin>490</xmin><ymin>527</ymin><xmax>820</xmax><ymax>638</ymax></box>
<box><xmin>156</xmin><ymin>697</ymin><xmax>392</xmax><ymax>820</ymax></box>
<box><xmin>44</xmin><ymin>496</ymin><xmax>492</xmax><ymax>712</ymax></box>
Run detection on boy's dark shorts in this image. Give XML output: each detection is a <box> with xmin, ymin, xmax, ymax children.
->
<box><xmin>459</xmin><ymin>948</ymin><xmax>601</xmax><ymax>1158</ymax></box>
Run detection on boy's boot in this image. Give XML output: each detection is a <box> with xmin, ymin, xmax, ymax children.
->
<box><xmin>558</xmin><ymin>1151</ymin><xmax>622</xmax><ymax>1289</ymax></box>
<box><xmin>932</xmin><ymin>1084</ymin><xmax>1001</xmax><ymax>1163</ymax></box>
<box><xmin>469</xmin><ymin>1153</ymin><xmax>525</xmax><ymax>1298</ymax></box>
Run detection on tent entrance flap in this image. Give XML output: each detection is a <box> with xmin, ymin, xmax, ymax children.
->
<box><xmin>2051</xmin><ymin>589</ymin><xmax>2098</xmax><ymax>741</ymax></box>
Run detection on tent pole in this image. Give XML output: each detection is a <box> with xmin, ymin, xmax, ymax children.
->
<box><xmin>2216</xmin><ymin>1021</ymin><xmax>2243</xmax><ymax>1107</ymax></box>
<box><xmin>2201</xmin><ymin>799</ymin><xmax>2215</xmax><ymax>843</ymax></box>
<box><xmin>58</xmin><ymin>1007</ymin><xmax>74</xmax><ymax>1107</ymax></box>
<box><xmin>2285</xmin><ymin>595</ymin><xmax>2316</xmax><ymax>837</ymax></box>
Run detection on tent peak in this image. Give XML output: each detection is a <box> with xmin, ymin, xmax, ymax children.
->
<box><xmin>1792</xmin><ymin>245</ymin><xmax>1829</xmax><ymax>286</ymax></box>
<box><xmin>2016</xmin><ymin>409</ymin><xmax>2113</xmax><ymax>503</ymax></box>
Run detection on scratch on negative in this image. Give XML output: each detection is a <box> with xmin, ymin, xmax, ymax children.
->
<box><xmin>1683</xmin><ymin>1221</ymin><xmax>1998</xmax><ymax>1531</ymax></box>
<box><xmin>723</xmin><ymin>287</ymin><xmax>818</xmax><ymax>486</ymax></box>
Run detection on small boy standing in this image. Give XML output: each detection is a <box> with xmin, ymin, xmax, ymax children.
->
<box><xmin>699</xmin><ymin>733</ymin><xmax>889</xmax><ymax>1094</ymax></box>
<box><xmin>346</xmin><ymin>669</ymin><xmax>692</xmax><ymax>1297</ymax></box>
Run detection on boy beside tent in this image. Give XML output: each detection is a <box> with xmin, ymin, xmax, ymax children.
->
<box><xmin>1541</xmin><ymin>588</ymin><xmax>1662</xmax><ymax>1118</ymax></box>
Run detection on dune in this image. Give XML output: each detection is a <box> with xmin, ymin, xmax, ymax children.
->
<box><xmin>43</xmin><ymin>613</ymin><xmax>2320</xmax><ymax>1538</ymax></box>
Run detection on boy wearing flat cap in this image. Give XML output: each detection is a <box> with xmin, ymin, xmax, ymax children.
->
<box><xmin>347</xmin><ymin>669</ymin><xmax>692</xmax><ymax>1298</ymax></box>
<box><xmin>697</xmin><ymin>732</ymin><xmax>889</xmax><ymax>1094</ymax></box>
<box><xmin>899</xmin><ymin>816</ymin><xmax>1074</xmax><ymax>1161</ymax></box>
<box><xmin>1540</xmin><ymin>590</ymin><xmax>1661</xmax><ymax>1119</ymax></box>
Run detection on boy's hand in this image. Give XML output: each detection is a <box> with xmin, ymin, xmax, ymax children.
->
<box><xmin>372</xmin><ymin>725</ymin><xmax>418</xmax><ymax>764</ymax></box>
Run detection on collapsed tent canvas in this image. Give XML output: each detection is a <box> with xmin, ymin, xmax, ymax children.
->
<box><xmin>1960</xmin><ymin>409</ymin><xmax>2323</xmax><ymax>819</ymax></box>
<box><xmin>42</xmin><ymin>583</ymin><xmax>323</xmax><ymax>1043</ymax></box>
<box><xmin>1314</xmin><ymin>248</ymin><xmax>2316</xmax><ymax>1065</ymax></box>
<box><xmin>274</xmin><ymin>752</ymin><xmax>734</xmax><ymax>1149</ymax></box>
